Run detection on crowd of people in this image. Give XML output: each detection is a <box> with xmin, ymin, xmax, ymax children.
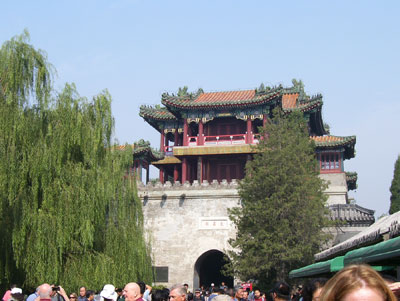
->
<box><xmin>3</xmin><ymin>265</ymin><xmax>400</xmax><ymax>301</ymax></box>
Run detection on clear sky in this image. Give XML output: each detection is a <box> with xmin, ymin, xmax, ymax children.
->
<box><xmin>2</xmin><ymin>0</ymin><xmax>400</xmax><ymax>217</ymax></box>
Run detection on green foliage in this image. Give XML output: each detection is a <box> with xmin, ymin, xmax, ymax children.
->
<box><xmin>389</xmin><ymin>155</ymin><xmax>400</xmax><ymax>214</ymax></box>
<box><xmin>0</xmin><ymin>32</ymin><xmax>152</xmax><ymax>292</ymax></box>
<box><xmin>228</xmin><ymin>108</ymin><xmax>330</xmax><ymax>286</ymax></box>
<box><xmin>177</xmin><ymin>86</ymin><xmax>189</xmax><ymax>97</ymax></box>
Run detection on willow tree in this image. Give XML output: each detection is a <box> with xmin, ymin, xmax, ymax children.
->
<box><xmin>0</xmin><ymin>32</ymin><xmax>152</xmax><ymax>292</ymax></box>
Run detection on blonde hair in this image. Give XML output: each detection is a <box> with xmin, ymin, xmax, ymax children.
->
<box><xmin>320</xmin><ymin>264</ymin><xmax>396</xmax><ymax>301</ymax></box>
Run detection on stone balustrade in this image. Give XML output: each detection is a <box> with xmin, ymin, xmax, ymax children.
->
<box><xmin>137</xmin><ymin>179</ymin><xmax>240</xmax><ymax>191</ymax></box>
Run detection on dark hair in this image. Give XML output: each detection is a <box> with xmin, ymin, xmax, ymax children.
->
<box><xmin>273</xmin><ymin>282</ymin><xmax>290</xmax><ymax>300</ymax></box>
<box><xmin>212</xmin><ymin>287</ymin><xmax>219</xmax><ymax>293</ymax></box>
<box><xmin>302</xmin><ymin>278</ymin><xmax>327</xmax><ymax>301</ymax></box>
<box><xmin>266</xmin><ymin>289</ymin><xmax>274</xmax><ymax>301</ymax></box>
<box><xmin>116</xmin><ymin>288</ymin><xmax>123</xmax><ymax>293</ymax></box>
<box><xmin>152</xmin><ymin>289</ymin><xmax>169</xmax><ymax>301</ymax></box>
<box><xmin>86</xmin><ymin>291</ymin><xmax>95</xmax><ymax>299</ymax></box>
<box><xmin>137</xmin><ymin>282</ymin><xmax>146</xmax><ymax>295</ymax></box>
<box><xmin>11</xmin><ymin>294</ymin><xmax>24</xmax><ymax>301</ymax></box>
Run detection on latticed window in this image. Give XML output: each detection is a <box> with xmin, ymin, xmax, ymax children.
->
<box><xmin>320</xmin><ymin>152</ymin><xmax>341</xmax><ymax>172</ymax></box>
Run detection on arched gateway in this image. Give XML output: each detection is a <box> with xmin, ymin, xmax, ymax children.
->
<box><xmin>194</xmin><ymin>250</ymin><xmax>233</xmax><ymax>289</ymax></box>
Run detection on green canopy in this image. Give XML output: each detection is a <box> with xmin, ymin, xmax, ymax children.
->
<box><xmin>289</xmin><ymin>256</ymin><xmax>344</xmax><ymax>278</ymax></box>
<box><xmin>344</xmin><ymin>236</ymin><xmax>400</xmax><ymax>265</ymax></box>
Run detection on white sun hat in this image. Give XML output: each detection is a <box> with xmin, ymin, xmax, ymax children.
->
<box><xmin>100</xmin><ymin>284</ymin><xmax>117</xmax><ymax>301</ymax></box>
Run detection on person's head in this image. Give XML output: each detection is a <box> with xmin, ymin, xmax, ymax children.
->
<box><xmin>123</xmin><ymin>283</ymin><xmax>141</xmax><ymax>301</ymax></box>
<box><xmin>169</xmin><ymin>284</ymin><xmax>187</xmax><ymax>301</ymax></box>
<box><xmin>302</xmin><ymin>278</ymin><xmax>327</xmax><ymax>301</ymax></box>
<box><xmin>212</xmin><ymin>287</ymin><xmax>220</xmax><ymax>294</ymax></box>
<box><xmin>80</xmin><ymin>287</ymin><xmax>87</xmax><ymax>298</ymax></box>
<box><xmin>86</xmin><ymin>290</ymin><xmax>95</xmax><ymax>301</ymax></box>
<box><xmin>70</xmin><ymin>293</ymin><xmax>78</xmax><ymax>301</ymax></box>
<box><xmin>254</xmin><ymin>289</ymin><xmax>261</xmax><ymax>299</ymax></box>
<box><xmin>152</xmin><ymin>289</ymin><xmax>169</xmax><ymax>301</ymax></box>
<box><xmin>137</xmin><ymin>282</ymin><xmax>146</xmax><ymax>296</ymax></box>
<box><xmin>273</xmin><ymin>282</ymin><xmax>290</xmax><ymax>301</ymax></box>
<box><xmin>183</xmin><ymin>284</ymin><xmax>189</xmax><ymax>290</ymax></box>
<box><xmin>116</xmin><ymin>289</ymin><xmax>123</xmax><ymax>297</ymax></box>
<box><xmin>234</xmin><ymin>286</ymin><xmax>243</xmax><ymax>300</ymax></box>
<box><xmin>242</xmin><ymin>291</ymin><xmax>248</xmax><ymax>299</ymax></box>
<box><xmin>101</xmin><ymin>285</ymin><xmax>118</xmax><ymax>301</ymax></box>
<box><xmin>320</xmin><ymin>264</ymin><xmax>396</xmax><ymax>301</ymax></box>
<box><xmin>38</xmin><ymin>284</ymin><xmax>52</xmax><ymax>299</ymax></box>
<box><xmin>194</xmin><ymin>289</ymin><xmax>201</xmax><ymax>298</ymax></box>
<box><xmin>10</xmin><ymin>288</ymin><xmax>24</xmax><ymax>301</ymax></box>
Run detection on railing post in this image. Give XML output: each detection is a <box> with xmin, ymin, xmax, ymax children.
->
<box><xmin>198</xmin><ymin>120</ymin><xmax>204</xmax><ymax>146</ymax></box>
<box><xmin>183</xmin><ymin>119</ymin><xmax>188</xmax><ymax>146</ymax></box>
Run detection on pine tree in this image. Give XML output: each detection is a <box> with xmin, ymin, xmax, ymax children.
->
<box><xmin>0</xmin><ymin>32</ymin><xmax>152</xmax><ymax>292</ymax></box>
<box><xmin>389</xmin><ymin>155</ymin><xmax>400</xmax><ymax>214</ymax></box>
<box><xmin>228</xmin><ymin>108</ymin><xmax>330</xmax><ymax>286</ymax></box>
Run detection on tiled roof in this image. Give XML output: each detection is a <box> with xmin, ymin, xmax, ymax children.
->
<box><xmin>195</xmin><ymin>90</ymin><xmax>256</xmax><ymax>103</ymax></box>
<box><xmin>282</xmin><ymin>93</ymin><xmax>298</xmax><ymax>109</ymax></box>
<box><xmin>133</xmin><ymin>146</ymin><xmax>164</xmax><ymax>161</ymax></box>
<box><xmin>139</xmin><ymin>106</ymin><xmax>177</xmax><ymax>120</ymax></box>
<box><xmin>161</xmin><ymin>88</ymin><xmax>281</xmax><ymax>109</ymax></box>
<box><xmin>315</xmin><ymin>210</ymin><xmax>400</xmax><ymax>262</ymax></box>
<box><xmin>311</xmin><ymin>135</ymin><xmax>356</xmax><ymax>147</ymax></box>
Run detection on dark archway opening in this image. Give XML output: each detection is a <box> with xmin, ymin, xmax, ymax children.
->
<box><xmin>194</xmin><ymin>250</ymin><xmax>233</xmax><ymax>289</ymax></box>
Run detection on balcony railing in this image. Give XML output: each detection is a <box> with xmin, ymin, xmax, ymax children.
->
<box><xmin>164</xmin><ymin>133</ymin><xmax>258</xmax><ymax>155</ymax></box>
<box><xmin>204</xmin><ymin>134</ymin><xmax>246</xmax><ymax>145</ymax></box>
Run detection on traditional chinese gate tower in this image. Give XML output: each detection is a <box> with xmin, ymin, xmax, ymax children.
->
<box><xmin>136</xmin><ymin>82</ymin><xmax>374</xmax><ymax>288</ymax></box>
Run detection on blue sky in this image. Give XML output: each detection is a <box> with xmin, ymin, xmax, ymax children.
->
<box><xmin>2</xmin><ymin>0</ymin><xmax>400</xmax><ymax>217</ymax></box>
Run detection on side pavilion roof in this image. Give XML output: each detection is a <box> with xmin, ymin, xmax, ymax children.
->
<box><xmin>311</xmin><ymin>135</ymin><xmax>356</xmax><ymax>159</ymax></box>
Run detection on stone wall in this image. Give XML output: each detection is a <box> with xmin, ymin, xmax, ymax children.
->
<box><xmin>319</xmin><ymin>173</ymin><xmax>348</xmax><ymax>205</ymax></box>
<box><xmin>138</xmin><ymin>180</ymin><xmax>240</xmax><ymax>289</ymax></box>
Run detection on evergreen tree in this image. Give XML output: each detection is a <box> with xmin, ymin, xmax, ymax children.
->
<box><xmin>228</xmin><ymin>108</ymin><xmax>330</xmax><ymax>286</ymax></box>
<box><xmin>389</xmin><ymin>155</ymin><xmax>400</xmax><ymax>214</ymax></box>
<box><xmin>0</xmin><ymin>32</ymin><xmax>152</xmax><ymax>291</ymax></box>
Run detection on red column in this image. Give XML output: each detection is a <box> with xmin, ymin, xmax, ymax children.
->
<box><xmin>174</xmin><ymin>165</ymin><xmax>179</xmax><ymax>182</ymax></box>
<box><xmin>247</xmin><ymin>117</ymin><xmax>252</xmax><ymax>144</ymax></box>
<box><xmin>160</xmin><ymin>130</ymin><xmax>165</xmax><ymax>151</ymax></box>
<box><xmin>183</xmin><ymin>119</ymin><xmax>188</xmax><ymax>146</ymax></box>
<box><xmin>263</xmin><ymin>114</ymin><xmax>267</xmax><ymax>127</ymax></box>
<box><xmin>198</xmin><ymin>120</ymin><xmax>204</xmax><ymax>146</ymax></box>
<box><xmin>182</xmin><ymin>158</ymin><xmax>187</xmax><ymax>183</ymax></box>
<box><xmin>159</xmin><ymin>167</ymin><xmax>164</xmax><ymax>183</ymax></box>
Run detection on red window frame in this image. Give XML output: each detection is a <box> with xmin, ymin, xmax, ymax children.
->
<box><xmin>319</xmin><ymin>152</ymin><xmax>342</xmax><ymax>173</ymax></box>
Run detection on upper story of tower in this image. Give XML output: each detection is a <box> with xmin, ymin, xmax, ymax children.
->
<box><xmin>139</xmin><ymin>81</ymin><xmax>355</xmax><ymax>175</ymax></box>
